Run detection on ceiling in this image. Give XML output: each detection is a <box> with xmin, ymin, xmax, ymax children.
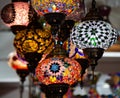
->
<box><xmin>0</xmin><ymin>0</ymin><xmax>120</xmax><ymax>82</ymax></box>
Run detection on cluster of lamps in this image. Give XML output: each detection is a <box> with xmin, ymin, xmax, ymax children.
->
<box><xmin>1</xmin><ymin>0</ymin><xmax>118</xmax><ymax>98</ymax></box>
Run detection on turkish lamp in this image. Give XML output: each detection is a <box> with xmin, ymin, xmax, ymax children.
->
<box><xmin>36</xmin><ymin>54</ymin><xmax>81</xmax><ymax>98</ymax></box>
<box><xmin>1</xmin><ymin>1</ymin><xmax>37</xmax><ymax>34</ymax></box>
<box><xmin>70</xmin><ymin>0</ymin><xmax>118</xmax><ymax>78</ymax></box>
<box><xmin>36</xmin><ymin>35</ymin><xmax>81</xmax><ymax>98</ymax></box>
<box><xmin>31</xmin><ymin>0</ymin><xmax>81</xmax><ymax>36</ymax></box>
<box><xmin>14</xmin><ymin>20</ymin><xmax>54</xmax><ymax>73</ymax></box>
<box><xmin>82</xmin><ymin>0</ymin><xmax>103</xmax><ymax>21</ymax></box>
<box><xmin>71</xmin><ymin>20</ymin><xmax>118</xmax><ymax>78</ymax></box>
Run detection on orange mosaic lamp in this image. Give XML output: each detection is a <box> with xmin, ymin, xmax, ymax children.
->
<box><xmin>36</xmin><ymin>56</ymin><xmax>81</xmax><ymax>98</ymax></box>
<box><xmin>35</xmin><ymin>38</ymin><xmax>82</xmax><ymax>98</ymax></box>
<box><xmin>36</xmin><ymin>57</ymin><xmax>81</xmax><ymax>85</ymax></box>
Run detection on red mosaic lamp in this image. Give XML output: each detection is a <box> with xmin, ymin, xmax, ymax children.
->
<box><xmin>35</xmin><ymin>35</ymin><xmax>82</xmax><ymax>98</ymax></box>
<box><xmin>36</xmin><ymin>57</ymin><xmax>81</xmax><ymax>98</ymax></box>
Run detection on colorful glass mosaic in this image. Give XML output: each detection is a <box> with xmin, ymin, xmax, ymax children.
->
<box><xmin>14</xmin><ymin>28</ymin><xmax>54</xmax><ymax>59</ymax></box>
<box><xmin>1</xmin><ymin>2</ymin><xmax>36</xmax><ymax>27</ymax></box>
<box><xmin>71</xmin><ymin>20</ymin><xmax>118</xmax><ymax>49</ymax></box>
<box><xmin>36</xmin><ymin>57</ymin><xmax>81</xmax><ymax>85</ymax></box>
<box><xmin>31</xmin><ymin>0</ymin><xmax>81</xmax><ymax>17</ymax></box>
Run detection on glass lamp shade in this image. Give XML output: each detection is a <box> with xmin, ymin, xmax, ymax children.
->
<box><xmin>8</xmin><ymin>51</ymin><xmax>28</xmax><ymax>70</ymax></box>
<box><xmin>70</xmin><ymin>20</ymin><xmax>118</xmax><ymax>50</ymax></box>
<box><xmin>14</xmin><ymin>28</ymin><xmax>54</xmax><ymax>60</ymax></box>
<box><xmin>1</xmin><ymin>2</ymin><xmax>36</xmax><ymax>27</ymax></box>
<box><xmin>31</xmin><ymin>0</ymin><xmax>81</xmax><ymax>16</ymax></box>
<box><xmin>36</xmin><ymin>57</ymin><xmax>81</xmax><ymax>85</ymax></box>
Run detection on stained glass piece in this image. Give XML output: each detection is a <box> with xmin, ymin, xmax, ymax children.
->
<box><xmin>71</xmin><ymin>20</ymin><xmax>118</xmax><ymax>49</ymax></box>
<box><xmin>31</xmin><ymin>0</ymin><xmax>85</xmax><ymax>21</ymax></box>
<box><xmin>36</xmin><ymin>57</ymin><xmax>81</xmax><ymax>85</ymax></box>
<box><xmin>1</xmin><ymin>2</ymin><xmax>36</xmax><ymax>27</ymax></box>
<box><xmin>14</xmin><ymin>27</ymin><xmax>54</xmax><ymax>59</ymax></box>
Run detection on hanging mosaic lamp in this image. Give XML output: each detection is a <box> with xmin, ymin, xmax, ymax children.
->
<box><xmin>1</xmin><ymin>1</ymin><xmax>36</xmax><ymax>27</ymax></box>
<box><xmin>36</xmin><ymin>57</ymin><xmax>81</xmax><ymax>85</ymax></box>
<box><xmin>35</xmin><ymin>34</ymin><xmax>82</xmax><ymax>98</ymax></box>
<box><xmin>71</xmin><ymin>20</ymin><xmax>117</xmax><ymax>50</ymax></box>
<box><xmin>70</xmin><ymin>0</ymin><xmax>118</xmax><ymax>76</ymax></box>
<box><xmin>14</xmin><ymin>20</ymin><xmax>54</xmax><ymax>73</ymax></box>
<box><xmin>31</xmin><ymin>0</ymin><xmax>84</xmax><ymax>37</ymax></box>
<box><xmin>8</xmin><ymin>51</ymin><xmax>29</xmax><ymax>83</ymax></box>
<box><xmin>8</xmin><ymin>50</ymin><xmax>29</xmax><ymax>98</ymax></box>
<box><xmin>36</xmin><ymin>56</ymin><xmax>81</xmax><ymax>98</ymax></box>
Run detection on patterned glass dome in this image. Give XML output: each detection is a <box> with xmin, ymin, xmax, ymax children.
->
<box><xmin>36</xmin><ymin>57</ymin><xmax>81</xmax><ymax>85</ymax></box>
<box><xmin>31</xmin><ymin>0</ymin><xmax>81</xmax><ymax>16</ymax></box>
<box><xmin>14</xmin><ymin>28</ymin><xmax>54</xmax><ymax>59</ymax></box>
<box><xmin>70</xmin><ymin>20</ymin><xmax>118</xmax><ymax>50</ymax></box>
<box><xmin>1</xmin><ymin>2</ymin><xmax>36</xmax><ymax>27</ymax></box>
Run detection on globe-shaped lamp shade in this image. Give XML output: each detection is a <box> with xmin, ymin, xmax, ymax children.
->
<box><xmin>14</xmin><ymin>28</ymin><xmax>54</xmax><ymax>60</ymax></box>
<box><xmin>1</xmin><ymin>2</ymin><xmax>36</xmax><ymax>27</ymax></box>
<box><xmin>36</xmin><ymin>57</ymin><xmax>81</xmax><ymax>85</ymax></box>
<box><xmin>8</xmin><ymin>51</ymin><xmax>28</xmax><ymax>70</ymax></box>
<box><xmin>70</xmin><ymin>20</ymin><xmax>118</xmax><ymax>50</ymax></box>
<box><xmin>31</xmin><ymin>0</ymin><xmax>81</xmax><ymax>16</ymax></box>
